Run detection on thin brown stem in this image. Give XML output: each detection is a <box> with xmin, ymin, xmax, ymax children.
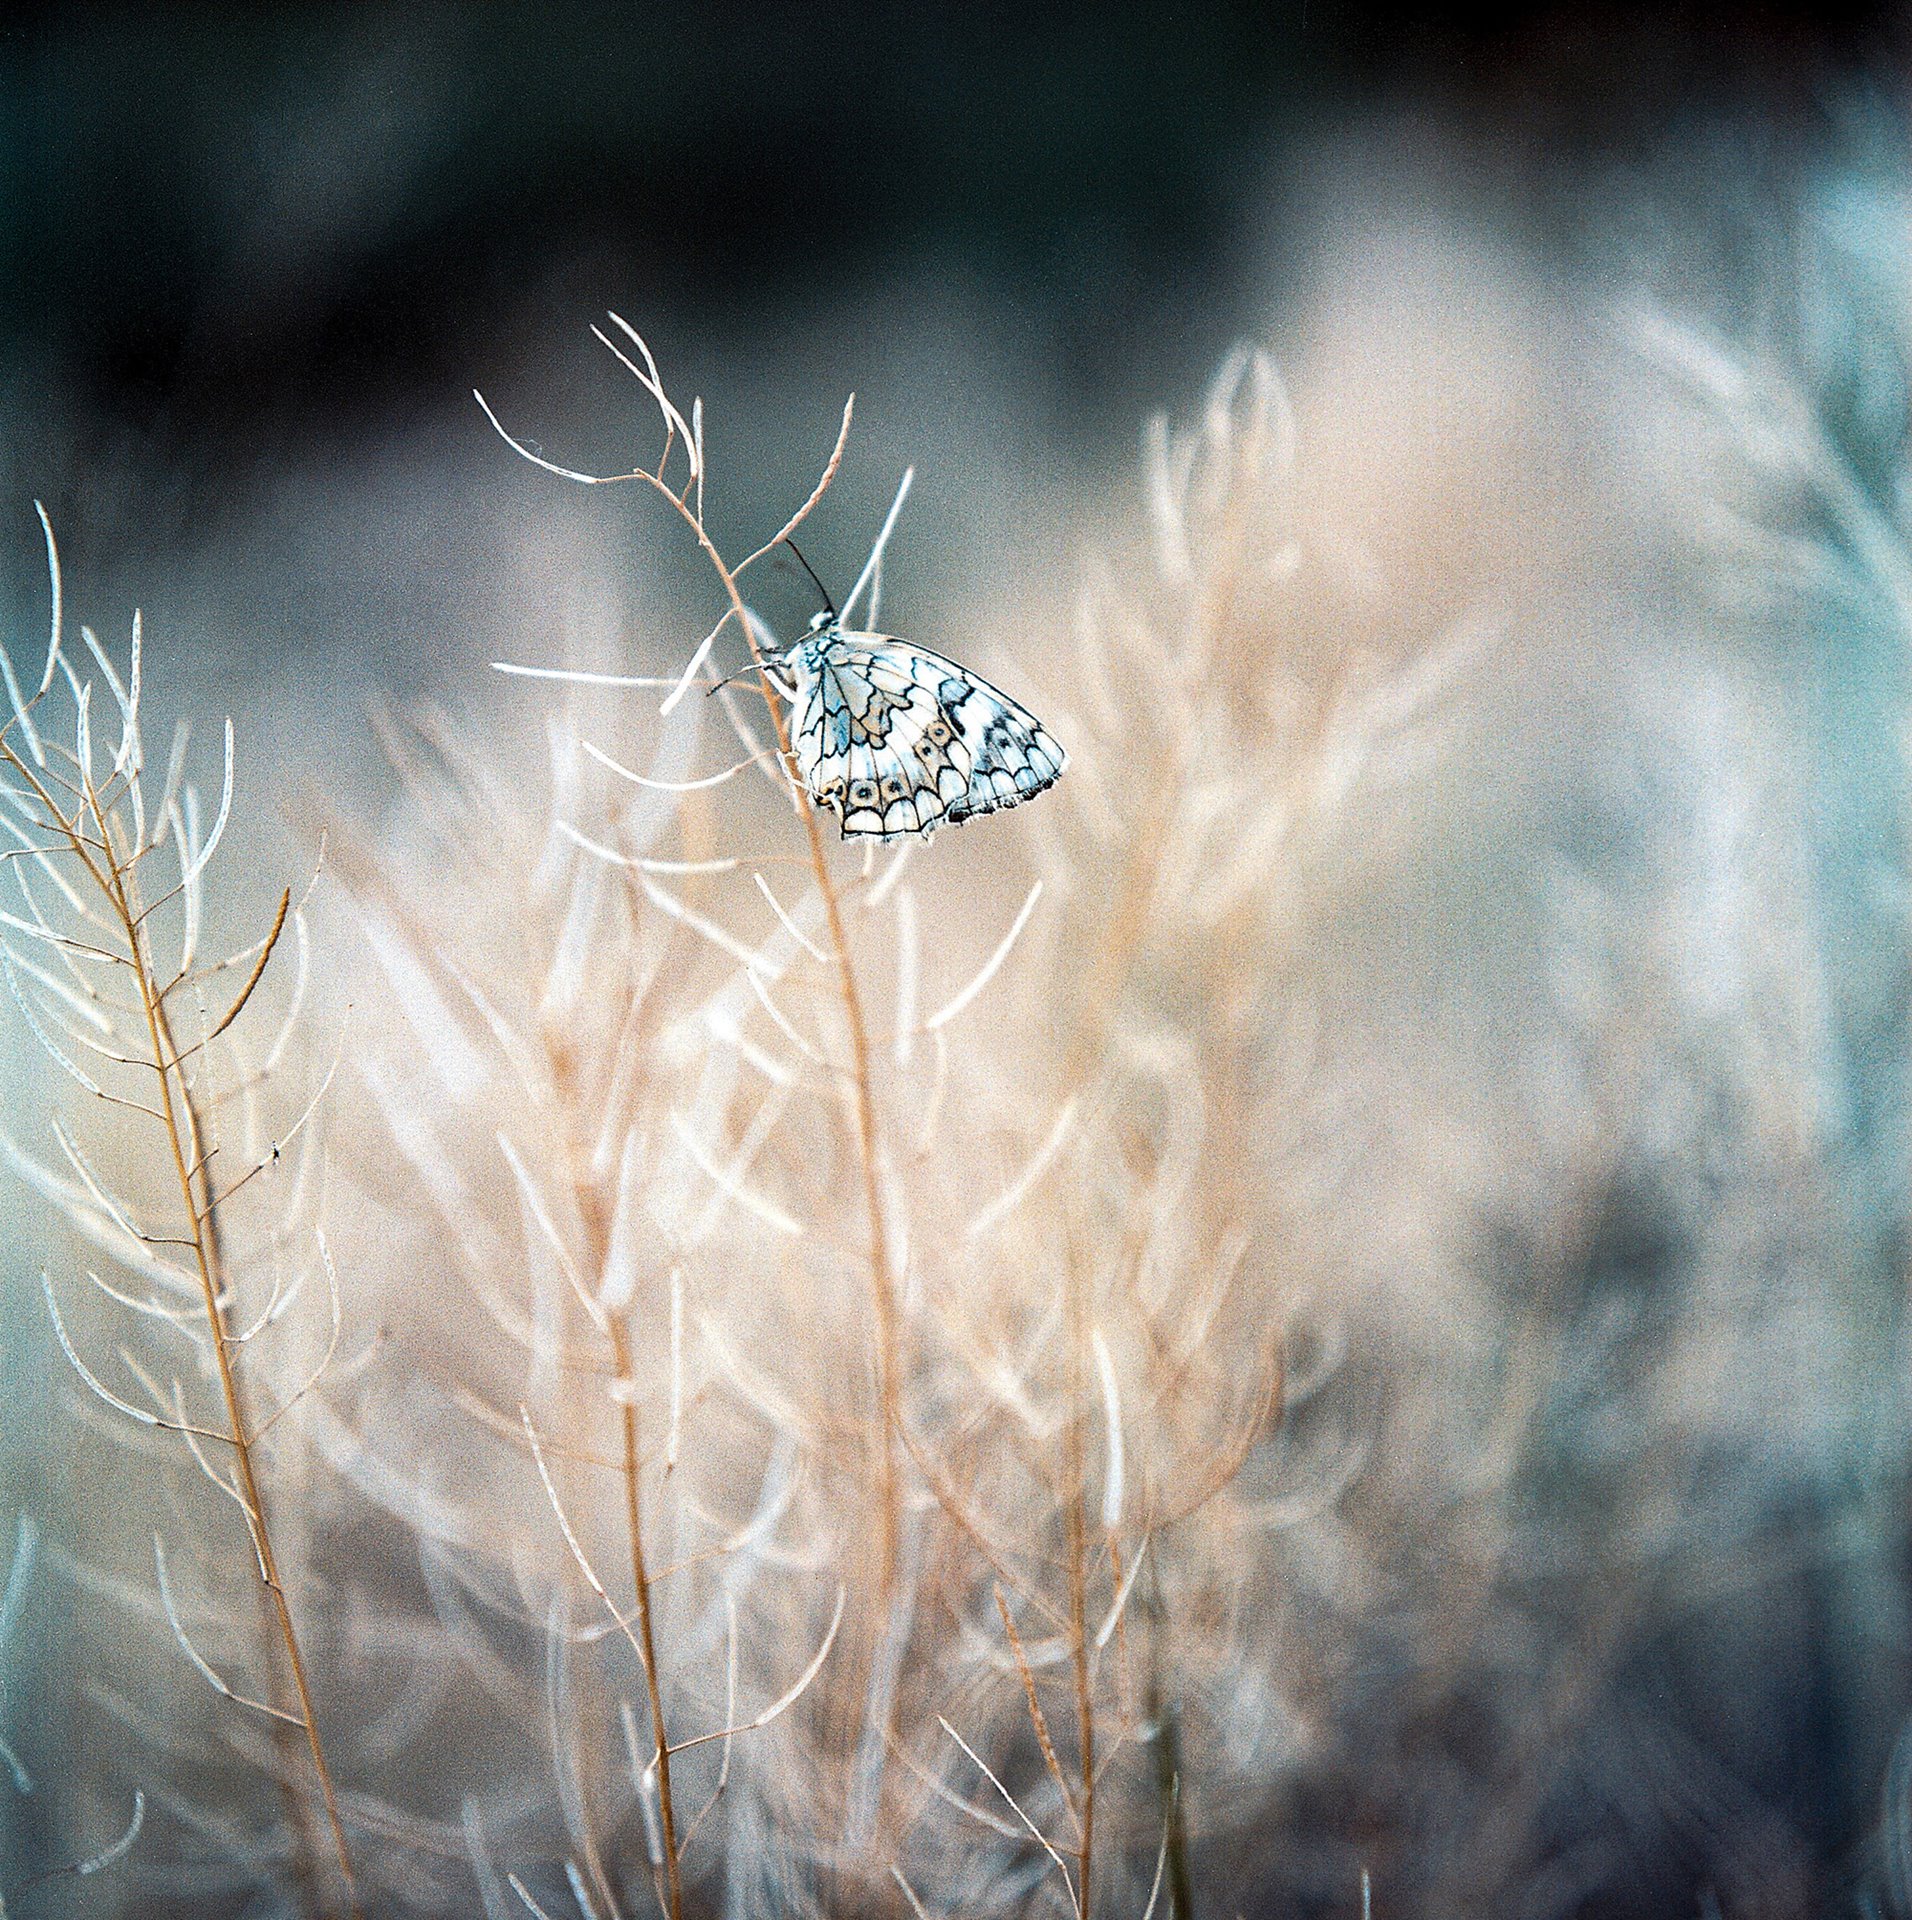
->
<box><xmin>995</xmin><ymin>1583</ymin><xmax>1081</xmax><ymax>1842</ymax></box>
<box><xmin>591</xmin><ymin>443</ymin><xmax>902</xmax><ymax>1586</ymax></box>
<box><xmin>127</xmin><ymin>909</ymin><xmax>361</xmax><ymax>1920</ymax></box>
<box><xmin>556</xmin><ymin>1011</ymin><xmax>684</xmax><ymax>1920</ymax></box>
<box><xmin>478</xmin><ymin>377</ymin><xmax>903</xmax><ymax>1575</ymax></box>
<box><xmin>608</xmin><ymin>1315</ymin><xmax>684</xmax><ymax>1920</ymax></box>
<box><xmin>1065</xmin><ymin>1244</ymin><xmax>1097</xmax><ymax>1920</ymax></box>
<box><xmin>5</xmin><ymin>736</ymin><xmax>362</xmax><ymax>1920</ymax></box>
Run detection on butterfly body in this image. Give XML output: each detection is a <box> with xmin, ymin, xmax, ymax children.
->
<box><xmin>773</xmin><ymin>618</ymin><xmax>1066</xmax><ymax>841</ymax></box>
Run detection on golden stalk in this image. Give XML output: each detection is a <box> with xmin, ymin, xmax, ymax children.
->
<box><xmin>485</xmin><ymin>367</ymin><xmax>906</xmax><ymax>1583</ymax></box>
<box><xmin>1</xmin><ymin>736</ymin><xmax>362</xmax><ymax>1920</ymax></box>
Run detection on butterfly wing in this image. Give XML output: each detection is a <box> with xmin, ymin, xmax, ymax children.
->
<box><xmin>791</xmin><ymin>632</ymin><xmax>1066</xmax><ymax>841</ymax></box>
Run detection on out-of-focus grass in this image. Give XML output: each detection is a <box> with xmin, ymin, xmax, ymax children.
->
<box><xmin>5</xmin><ymin>110</ymin><xmax>1912</xmax><ymax>1920</ymax></box>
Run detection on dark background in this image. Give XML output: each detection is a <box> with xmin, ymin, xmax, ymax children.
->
<box><xmin>2</xmin><ymin>4</ymin><xmax>1898</xmax><ymax>448</ymax></box>
<box><xmin>0</xmin><ymin>1</ymin><xmax>1900</xmax><ymax>652</ymax></box>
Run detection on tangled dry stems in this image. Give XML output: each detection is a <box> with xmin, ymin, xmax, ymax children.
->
<box><xmin>0</xmin><ymin>515</ymin><xmax>359</xmax><ymax>1914</ymax></box>
<box><xmin>10</xmin><ymin>217</ymin><xmax>1905</xmax><ymax>1917</ymax></box>
<box><xmin>4</xmin><ymin>317</ymin><xmax>1368</xmax><ymax>1916</ymax></box>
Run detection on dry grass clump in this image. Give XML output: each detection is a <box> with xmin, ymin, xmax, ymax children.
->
<box><xmin>286</xmin><ymin>321</ymin><xmax>1466</xmax><ymax>1919</ymax></box>
<box><xmin>0</xmin><ymin>516</ymin><xmax>357</xmax><ymax>1913</ymax></box>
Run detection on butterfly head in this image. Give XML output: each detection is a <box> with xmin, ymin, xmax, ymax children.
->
<box><xmin>806</xmin><ymin>608</ymin><xmax>837</xmax><ymax>636</ymax></box>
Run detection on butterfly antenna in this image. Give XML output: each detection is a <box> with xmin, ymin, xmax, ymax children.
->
<box><xmin>781</xmin><ymin>538</ymin><xmax>838</xmax><ymax>620</ymax></box>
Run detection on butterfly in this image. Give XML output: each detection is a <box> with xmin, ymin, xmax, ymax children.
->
<box><xmin>752</xmin><ymin>611</ymin><xmax>1068</xmax><ymax>842</ymax></box>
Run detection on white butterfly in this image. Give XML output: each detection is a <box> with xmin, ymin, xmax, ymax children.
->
<box><xmin>758</xmin><ymin>612</ymin><xmax>1067</xmax><ymax>842</ymax></box>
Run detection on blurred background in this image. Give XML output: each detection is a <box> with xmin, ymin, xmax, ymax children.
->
<box><xmin>0</xmin><ymin>0</ymin><xmax>1897</xmax><ymax>714</ymax></box>
<box><xmin>6</xmin><ymin>3</ymin><xmax>1912</xmax><ymax>1915</ymax></box>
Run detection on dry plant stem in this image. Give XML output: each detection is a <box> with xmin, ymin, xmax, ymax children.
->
<box><xmin>127</xmin><ymin>859</ymin><xmax>361</xmax><ymax>1920</ymax></box>
<box><xmin>0</xmin><ymin>739</ymin><xmax>363</xmax><ymax>1920</ymax></box>
<box><xmin>165</xmin><ymin>881</ymin><xmax>331</xmax><ymax>1908</ymax></box>
<box><xmin>1064</xmin><ymin>1238</ymin><xmax>1097</xmax><ymax>1920</ymax></box>
<box><xmin>994</xmin><ymin>1585</ymin><xmax>1079</xmax><ymax>1841</ymax></box>
<box><xmin>165</xmin><ymin>992</ymin><xmax>335</xmax><ymax>1911</ymax></box>
<box><xmin>537</xmin><ymin>400</ymin><xmax>905</xmax><ymax>1587</ymax></box>
<box><xmin>691</xmin><ymin>538</ymin><xmax>900</xmax><ymax>1590</ymax></box>
<box><xmin>1069</xmin><ymin>389</ymin><xmax>1267</xmax><ymax>1096</ymax></box>
<box><xmin>607</xmin><ymin>1315</ymin><xmax>683</xmax><ymax>1920</ymax></box>
<box><xmin>560</xmin><ymin>1074</ymin><xmax>684</xmax><ymax>1920</ymax></box>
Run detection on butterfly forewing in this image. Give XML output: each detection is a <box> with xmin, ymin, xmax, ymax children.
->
<box><xmin>788</xmin><ymin>627</ymin><xmax>1066</xmax><ymax>842</ymax></box>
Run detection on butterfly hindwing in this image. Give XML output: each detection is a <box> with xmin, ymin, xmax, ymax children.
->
<box><xmin>789</xmin><ymin>629</ymin><xmax>1065</xmax><ymax>842</ymax></box>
